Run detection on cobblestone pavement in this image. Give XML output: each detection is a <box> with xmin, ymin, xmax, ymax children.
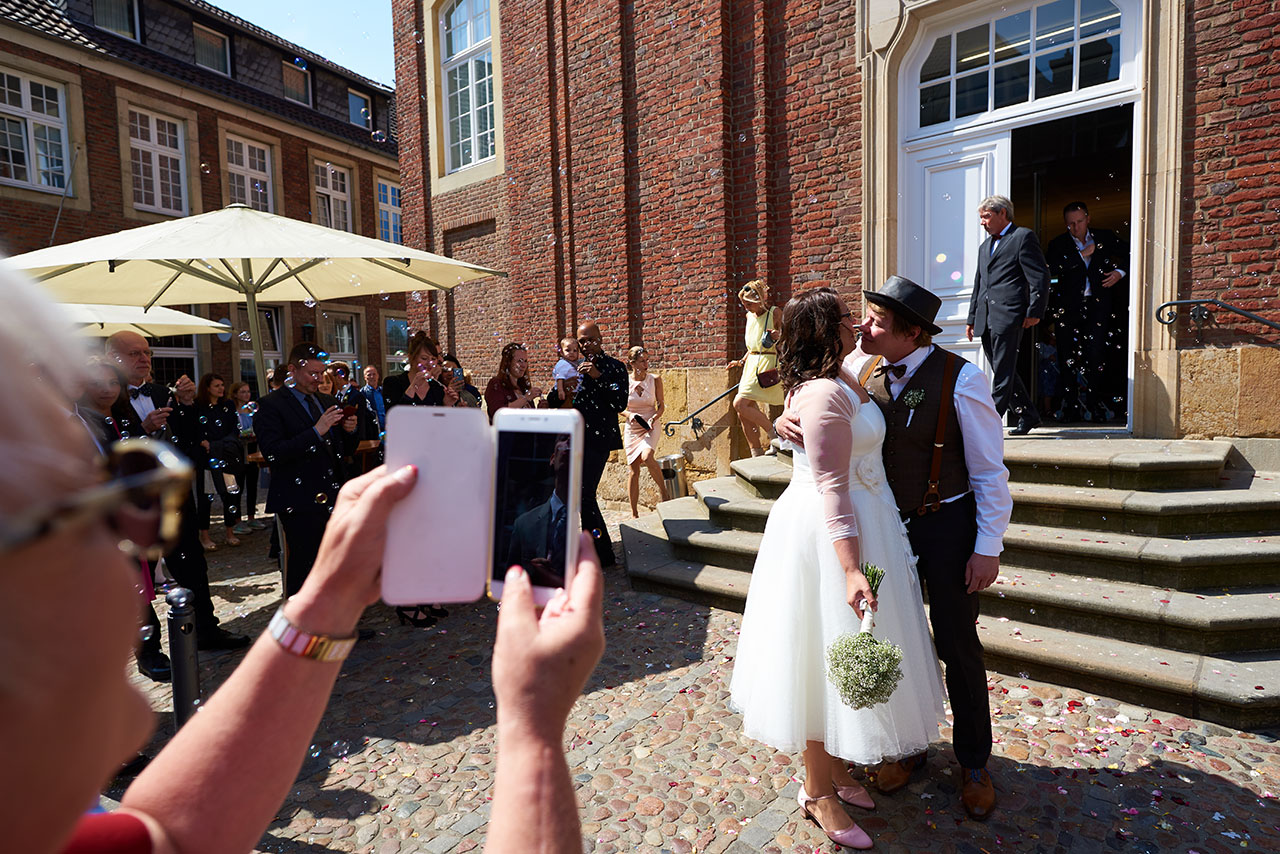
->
<box><xmin>115</xmin><ymin>507</ymin><xmax>1280</xmax><ymax>853</ymax></box>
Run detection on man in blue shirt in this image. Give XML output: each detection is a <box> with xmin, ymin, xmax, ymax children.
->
<box><xmin>360</xmin><ymin>365</ymin><xmax>386</xmax><ymax>432</ymax></box>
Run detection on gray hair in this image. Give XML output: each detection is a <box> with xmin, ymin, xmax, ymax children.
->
<box><xmin>978</xmin><ymin>194</ymin><xmax>1014</xmax><ymax>219</ymax></box>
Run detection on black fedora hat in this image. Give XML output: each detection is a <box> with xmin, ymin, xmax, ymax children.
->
<box><xmin>862</xmin><ymin>276</ymin><xmax>943</xmax><ymax>336</ymax></box>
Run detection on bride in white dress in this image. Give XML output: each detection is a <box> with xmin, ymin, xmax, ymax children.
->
<box><xmin>729</xmin><ymin>288</ymin><xmax>945</xmax><ymax>850</ymax></box>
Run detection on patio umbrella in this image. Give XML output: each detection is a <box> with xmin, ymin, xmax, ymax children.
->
<box><xmin>67</xmin><ymin>303</ymin><xmax>232</xmax><ymax>338</ymax></box>
<box><xmin>4</xmin><ymin>204</ymin><xmax>505</xmax><ymax>392</ymax></box>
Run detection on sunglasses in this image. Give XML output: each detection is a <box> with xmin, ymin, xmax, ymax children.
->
<box><xmin>0</xmin><ymin>439</ymin><xmax>192</xmax><ymax>560</ymax></box>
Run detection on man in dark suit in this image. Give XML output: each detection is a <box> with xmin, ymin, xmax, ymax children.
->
<box><xmin>1045</xmin><ymin>201</ymin><xmax>1130</xmax><ymax>422</ymax></box>
<box><xmin>504</xmin><ymin>438</ymin><xmax>572</xmax><ymax>589</ymax></box>
<box><xmin>573</xmin><ymin>320</ymin><xmax>628</xmax><ymax>568</ymax></box>
<box><xmin>105</xmin><ymin>332</ymin><xmax>249</xmax><ymax>659</ymax></box>
<box><xmin>966</xmin><ymin>194</ymin><xmax>1051</xmax><ymax>435</ymax></box>
<box><xmin>254</xmin><ymin>343</ymin><xmax>359</xmax><ymax>597</ymax></box>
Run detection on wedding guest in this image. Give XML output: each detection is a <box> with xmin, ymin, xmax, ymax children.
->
<box><xmin>359</xmin><ymin>365</ymin><xmax>387</xmax><ymax>431</ymax></box>
<box><xmin>443</xmin><ymin>353</ymin><xmax>483</xmax><ymax>409</ymax></box>
<box><xmin>623</xmin><ymin>346</ymin><xmax>667</xmax><ymax>517</ymax></box>
<box><xmin>484</xmin><ymin>341</ymin><xmax>543</xmax><ymax>420</ymax></box>
<box><xmin>731</xmin><ymin>287</ymin><xmax>945</xmax><ymax>850</ymax></box>
<box><xmin>728</xmin><ymin>279</ymin><xmax>782</xmax><ymax>456</ymax></box>
<box><xmin>195</xmin><ymin>373</ymin><xmax>243</xmax><ymax>550</ymax></box>
<box><xmin>572</xmin><ymin>321</ymin><xmax>629</xmax><ymax>568</ymax></box>
<box><xmin>383</xmin><ymin>331</ymin><xmax>461</xmax><ymax>411</ymax></box>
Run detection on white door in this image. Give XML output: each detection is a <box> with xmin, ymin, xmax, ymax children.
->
<box><xmin>899</xmin><ymin>131</ymin><xmax>1010</xmax><ymax>375</ymax></box>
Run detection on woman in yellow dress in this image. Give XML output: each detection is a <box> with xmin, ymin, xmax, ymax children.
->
<box><xmin>728</xmin><ymin>280</ymin><xmax>784</xmax><ymax>456</ymax></box>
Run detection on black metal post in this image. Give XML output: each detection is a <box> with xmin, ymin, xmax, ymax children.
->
<box><xmin>166</xmin><ymin>587</ymin><xmax>201</xmax><ymax>728</ymax></box>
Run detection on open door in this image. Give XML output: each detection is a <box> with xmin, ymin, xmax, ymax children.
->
<box><xmin>899</xmin><ymin>131</ymin><xmax>1010</xmax><ymax>375</ymax></box>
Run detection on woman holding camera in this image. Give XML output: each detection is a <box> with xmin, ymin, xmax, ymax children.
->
<box><xmin>728</xmin><ymin>279</ymin><xmax>783</xmax><ymax>456</ymax></box>
<box><xmin>384</xmin><ymin>331</ymin><xmax>461</xmax><ymax>410</ymax></box>
<box><xmin>484</xmin><ymin>342</ymin><xmax>543</xmax><ymax>420</ymax></box>
<box><xmin>623</xmin><ymin>346</ymin><xmax>667</xmax><ymax>517</ymax></box>
<box><xmin>728</xmin><ymin>287</ymin><xmax>944</xmax><ymax>850</ymax></box>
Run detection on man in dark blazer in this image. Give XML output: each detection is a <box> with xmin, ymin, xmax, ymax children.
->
<box><xmin>573</xmin><ymin>320</ymin><xmax>628</xmax><ymax>568</ymax></box>
<box><xmin>254</xmin><ymin>343</ymin><xmax>359</xmax><ymax>597</ymax></box>
<box><xmin>106</xmin><ymin>332</ymin><xmax>249</xmax><ymax>659</ymax></box>
<box><xmin>966</xmin><ymin>194</ymin><xmax>1051</xmax><ymax>435</ymax></box>
<box><xmin>1045</xmin><ymin>201</ymin><xmax>1130</xmax><ymax>422</ymax></box>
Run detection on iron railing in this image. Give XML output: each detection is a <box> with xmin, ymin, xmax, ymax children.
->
<box><xmin>664</xmin><ymin>383</ymin><xmax>739</xmax><ymax>438</ymax></box>
<box><xmin>1156</xmin><ymin>298</ymin><xmax>1280</xmax><ymax>335</ymax></box>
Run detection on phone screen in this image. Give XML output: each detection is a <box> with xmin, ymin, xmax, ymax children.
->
<box><xmin>492</xmin><ymin>430</ymin><xmax>576</xmax><ymax>591</ymax></box>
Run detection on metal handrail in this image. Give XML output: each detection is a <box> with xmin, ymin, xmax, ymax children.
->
<box><xmin>664</xmin><ymin>382</ymin><xmax>740</xmax><ymax>438</ymax></box>
<box><xmin>1156</xmin><ymin>298</ymin><xmax>1280</xmax><ymax>334</ymax></box>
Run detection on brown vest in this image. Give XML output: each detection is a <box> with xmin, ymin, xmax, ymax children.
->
<box><xmin>864</xmin><ymin>347</ymin><xmax>970</xmax><ymax>515</ymax></box>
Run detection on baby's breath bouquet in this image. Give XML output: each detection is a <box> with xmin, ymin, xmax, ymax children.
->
<box><xmin>826</xmin><ymin>562</ymin><xmax>904</xmax><ymax>709</ymax></box>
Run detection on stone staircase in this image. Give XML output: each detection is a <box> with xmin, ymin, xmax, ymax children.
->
<box><xmin>620</xmin><ymin>438</ymin><xmax>1280</xmax><ymax>730</ymax></box>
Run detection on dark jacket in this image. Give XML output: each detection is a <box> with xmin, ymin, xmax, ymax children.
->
<box><xmin>967</xmin><ymin>224</ymin><xmax>1051</xmax><ymax>336</ymax></box>
<box><xmin>383</xmin><ymin>371</ymin><xmax>449</xmax><ymax>411</ymax></box>
<box><xmin>573</xmin><ymin>353</ymin><xmax>628</xmax><ymax>452</ymax></box>
<box><xmin>253</xmin><ymin>387</ymin><xmax>358</xmax><ymax>513</ymax></box>
<box><xmin>198</xmin><ymin>400</ymin><xmax>244</xmax><ymax>473</ymax></box>
<box><xmin>1045</xmin><ymin>228</ymin><xmax>1129</xmax><ymax>319</ymax></box>
<box><xmin>110</xmin><ymin>383</ymin><xmax>201</xmax><ymax>461</ymax></box>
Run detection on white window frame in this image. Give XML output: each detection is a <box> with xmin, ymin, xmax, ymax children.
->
<box><xmin>282</xmin><ymin>62</ymin><xmax>311</xmax><ymax>106</ymax></box>
<box><xmin>348</xmin><ymin>90</ymin><xmax>371</xmax><ymax>128</ymax></box>
<box><xmin>225</xmin><ymin>134</ymin><xmax>272</xmax><ymax>212</ymax></box>
<box><xmin>128</xmin><ymin>107</ymin><xmax>187</xmax><ymax>216</ymax></box>
<box><xmin>237</xmin><ymin>305</ymin><xmax>281</xmax><ymax>385</ymax></box>
<box><xmin>383</xmin><ymin>313</ymin><xmax>409</xmax><ymax>377</ymax></box>
<box><xmin>0</xmin><ymin>66</ymin><xmax>70</xmax><ymax>193</ymax></box>
<box><xmin>320</xmin><ymin>310</ymin><xmax>361</xmax><ymax>365</ymax></box>
<box><xmin>94</xmin><ymin>0</ymin><xmax>141</xmax><ymax>41</ymax></box>
<box><xmin>192</xmin><ymin>24</ymin><xmax>230</xmax><ymax>76</ymax></box>
<box><xmin>377</xmin><ymin>179</ymin><xmax>402</xmax><ymax>243</ymax></box>
<box><xmin>314</xmin><ymin>161</ymin><xmax>352</xmax><ymax>232</ymax></box>
<box><xmin>440</xmin><ymin>0</ymin><xmax>495</xmax><ymax>173</ymax></box>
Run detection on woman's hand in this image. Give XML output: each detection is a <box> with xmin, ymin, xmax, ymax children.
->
<box><xmin>726</xmin><ymin>358</ymin><xmax>744</xmax><ymax>370</ymax></box>
<box><xmin>834</xmin><ymin>537</ymin><xmax>875</xmax><ymax>619</ymax></box>
<box><xmin>444</xmin><ymin>384</ymin><xmax>460</xmax><ymax>407</ymax></box>
<box><xmin>407</xmin><ymin>370</ymin><xmax>431</xmax><ymax>398</ymax></box>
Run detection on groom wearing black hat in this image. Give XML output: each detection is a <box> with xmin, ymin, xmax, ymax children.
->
<box><xmin>778</xmin><ymin>275</ymin><xmax>1011</xmax><ymax>819</ymax></box>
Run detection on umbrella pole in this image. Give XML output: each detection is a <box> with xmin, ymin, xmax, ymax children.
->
<box><xmin>244</xmin><ymin>287</ymin><xmax>270</xmax><ymax>398</ymax></box>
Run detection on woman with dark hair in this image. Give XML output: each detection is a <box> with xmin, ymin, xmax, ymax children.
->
<box><xmin>483</xmin><ymin>342</ymin><xmax>543</xmax><ymax>420</ymax></box>
<box><xmin>195</xmin><ymin>372</ymin><xmax>243</xmax><ymax>549</ymax></box>
<box><xmin>383</xmin><ymin>331</ymin><xmax>461</xmax><ymax>411</ymax></box>
<box><xmin>728</xmin><ymin>287</ymin><xmax>944</xmax><ymax>850</ymax></box>
<box><xmin>442</xmin><ymin>353</ymin><xmax>482</xmax><ymax>408</ymax></box>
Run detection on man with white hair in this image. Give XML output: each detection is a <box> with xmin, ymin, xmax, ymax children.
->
<box><xmin>965</xmin><ymin>195</ymin><xmax>1050</xmax><ymax>435</ymax></box>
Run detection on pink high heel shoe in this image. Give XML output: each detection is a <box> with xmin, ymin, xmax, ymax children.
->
<box><xmin>797</xmin><ymin>786</ymin><xmax>873</xmax><ymax>850</ymax></box>
<box><xmin>834</xmin><ymin>780</ymin><xmax>876</xmax><ymax>810</ymax></box>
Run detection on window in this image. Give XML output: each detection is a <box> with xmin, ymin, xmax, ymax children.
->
<box><xmin>320</xmin><ymin>310</ymin><xmax>360</xmax><ymax>365</ymax></box>
<box><xmin>237</xmin><ymin>306</ymin><xmax>280</xmax><ymax>388</ymax></box>
<box><xmin>384</xmin><ymin>315</ymin><xmax>409</xmax><ymax>376</ymax></box>
<box><xmin>94</xmin><ymin>0</ymin><xmax>139</xmax><ymax>40</ymax></box>
<box><xmin>440</xmin><ymin>0</ymin><xmax>495</xmax><ymax>172</ymax></box>
<box><xmin>314</xmin><ymin>162</ymin><xmax>351</xmax><ymax>232</ymax></box>
<box><xmin>0</xmin><ymin>68</ymin><xmax>69</xmax><ymax>191</ymax></box>
<box><xmin>917</xmin><ymin>0</ymin><xmax>1123</xmax><ymax>128</ymax></box>
<box><xmin>152</xmin><ymin>332</ymin><xmax>197</xmax><ymax>388</ymax></box>
<box><xmin>377</xmin><ymin>179</ymin><xmax>402</xmax><ymax>243</ymax></box>
<box><xmin>348</xmin><ymin>91</ymin><xmax>371</xmax><ymax>128</ymax></box>
<box><xmin>225</xmin><ymin>135</ymin><xmax>272</xmax><ymax>211</ymax></box>
<box><xmin>128</xmin><ymin>109</ymin><xmax>186</xmax><ymax>215</ymax></box>
<box><xmin>282</xmin><ymin>62</ymin><xmax>311</xmax><ymax>106</ymax></box>
<box><xmin>193</xmin><ymin>25</ymin><xmax>229</xmax><ymax>75</ymax></box>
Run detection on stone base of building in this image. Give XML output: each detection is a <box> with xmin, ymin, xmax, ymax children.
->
<box><xmin>1177</xmin><ymin>346</ymin><xmax>1280</xmax><ymax>439</ymax></box>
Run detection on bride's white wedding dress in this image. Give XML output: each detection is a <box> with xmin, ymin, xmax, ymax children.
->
<box><xmin>729</xmin><ymin>377</ymin><xmax>946</xmax><ymax>763</ymax></box>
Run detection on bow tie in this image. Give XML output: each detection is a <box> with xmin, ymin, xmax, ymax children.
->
<box><xmin>129</xmin><ymin>386</ymin><xmax>144</xmax><ymax>400</ymax></box>
<box><xmin>873</xmin><ymin>364</ymin><xmax>906</xmax><ymax>379</ymax></box>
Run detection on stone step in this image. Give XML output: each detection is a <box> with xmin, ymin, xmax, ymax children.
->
<box><xmin>976</xmin><ymin>614</ymin><xmax>1280</xmax><ymax>731</ymax></box>
<box><xmin>619</xmin><ymin>513</ymin><xmax>751</xmax><ymax>612</ymax></box>
<box><xmin>656</xmin><ymin>496</ymin><xmax>761</xmax><ymax>572</ymax></box>
<box><xmin>1002</xmin><ymin>524</ymin><xmax>1280</xmax><ymax>589</ymax></box>
<box><xmin>693</xmin><ymin>477</ymin><xmax>773</xmax><ymax>533</ymax></box>
<box><xmin>1009</xmin><ymin>480</ymin><xmax>1280</xmax><ymax>536</ymax></box>
<box><xmin>729</xmin><ymin>455</ymin><xmax>792</xmax><ymax>500</ymax></box>
<box><xmin>980</xmin><ymin>566</ymin><xmax>1280</xmax><ymax>654</ymax></box>
<box><xmin>1003</xmin><ymin>437</ymin><xmax>1233</xmax><ymax>490</ymax></box>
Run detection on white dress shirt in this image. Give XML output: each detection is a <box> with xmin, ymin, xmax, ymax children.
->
<box><xmin>847</xmin><ymin>345</ymin><xmax>1012</xmax><ymax>557</ymax></box>
<box><xmin>129</xmin><ymin>385</ymin><xmax>156</xmax><ymax>423</ymax></box>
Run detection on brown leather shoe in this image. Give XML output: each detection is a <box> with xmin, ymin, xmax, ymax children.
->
<box><xmin>874</xmin><ymin>752</ymin><xmax>927</xmax><ymax>794</ymax></box>
<box><xmin>961</xmin><ymin>767</ymin><xmax>997</xmax><ymax>820</ymax></box>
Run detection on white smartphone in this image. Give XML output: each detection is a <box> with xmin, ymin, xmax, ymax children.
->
<box><xmin>488</xmin><ymin>408</ymin><xmax>584</xmax><ymax>606</ymax></box>
<box><xmin>382</xmin><ymin>406</ymin><xmax>494</xmax><ymax>605</ymax></box>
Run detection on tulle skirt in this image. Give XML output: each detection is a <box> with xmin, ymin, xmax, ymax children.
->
<box><xmin>729</xmin><ymin>473</ymin><xmax>946</xmax><ymax>764</ymax></box>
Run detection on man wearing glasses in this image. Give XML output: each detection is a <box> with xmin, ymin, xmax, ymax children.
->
<box><xmin>106</xmin><ymin>332</ymin><xmax>249</xmax><ymax>661</ymax></box>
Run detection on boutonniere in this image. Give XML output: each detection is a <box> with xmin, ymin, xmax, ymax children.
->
<box><xmin>902</xmin><ymin>389</ymin><xmax>925</xmax><ymax>409</ymax></box>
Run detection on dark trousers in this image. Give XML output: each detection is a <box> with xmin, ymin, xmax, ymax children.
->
<box><xmin>196</xmin><ymin>465</ymin><xmax>241</xmax><ymax>529</ymax></box>
<box><xmin>235</xmin><ymin>467</ymin><xmax>259</xmax><ymax>520</ymax></box>
<box><xmin>903</xmin><ymin>493</ymin><xmax>993</xmax><ymax>769</ymax></box>
<box><xmin>279</xmin><ymin>505</ymin><xmax>330</xmax><ymax>597</ymax></box>
<box><xmin>581</xmin><ymin>443</ymin><xmax>617</xmax><ymax>567</ymax></box>
<box><xmin>981</xmin><ymin>325</ymin><xmax>1035</xmax><ymax>421</ymax></box>
<box><xmin>167</xmin><ymin>491</ymin><xmax>220</xmax><ymax>632</ymax></box>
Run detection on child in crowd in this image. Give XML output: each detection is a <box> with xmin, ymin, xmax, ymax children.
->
<box><xmin>553</xmin><ymin>335</ymin><xmax>584</xmax><ymax>407</ymax></box>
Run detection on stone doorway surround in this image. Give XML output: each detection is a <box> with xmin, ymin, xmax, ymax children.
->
<box><xmin>857</xmin><ymin>0</ymin><xmax>1187</xmax><ymax>438</ymax></box>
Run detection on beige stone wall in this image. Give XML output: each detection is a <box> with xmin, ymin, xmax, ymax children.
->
<box><xmin>1177</xmin><ymin>346</ymin><xmax>1280</xmax><ymax>439</ymax></box>
<box><xmin>595</xmin><ymin>366</ymin><xmax>779</xmax><ymax>511</ymax></box>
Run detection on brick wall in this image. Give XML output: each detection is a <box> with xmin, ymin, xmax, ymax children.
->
<box><xmin>1179</xmin><ymin>0</ymin><xmax>1280</xmax><ymax>347</ymax></box>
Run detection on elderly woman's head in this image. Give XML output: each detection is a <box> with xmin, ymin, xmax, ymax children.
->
<box><xmin>0</xmin><ymin>268</ymin><xmax>155</xmax><ymax>845</ymax></box>
<box><xmin>778</xmin><ymin>287</ymin><xmax>858</xmax><ymax>393</ymax></box>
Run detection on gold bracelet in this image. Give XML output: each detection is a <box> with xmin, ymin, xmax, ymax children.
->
<box><xmin>267</xmin><ymin>605</ymin><xmax>357</xmax><ymax>662</ymax></box>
